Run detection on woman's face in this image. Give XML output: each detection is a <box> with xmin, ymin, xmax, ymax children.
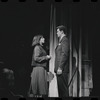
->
<box><xmin>40</xmin><ymin>37</ymin><xmax>45</xmax><ymax>44</ymax></box>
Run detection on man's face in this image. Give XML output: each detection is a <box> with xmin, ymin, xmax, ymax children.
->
<box><xmin>56</xmin><ymin>28</ymin><xmax>62</xmax><ymax>38</ymax></box>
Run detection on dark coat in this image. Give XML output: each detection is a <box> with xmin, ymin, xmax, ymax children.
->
<box><xmin>31</xmin><ymin>45</ymin><xmax>48</xmax><ymax>69</ymax></box>
<box><xmin>54</xmin><ymin>36</ymin><xmax>69</xmax><ymax>73</ymax></box>
<box><xmin>30</xmin><ymin>44</ymin><xmax>48</xmax><ymax>95</ymax></box>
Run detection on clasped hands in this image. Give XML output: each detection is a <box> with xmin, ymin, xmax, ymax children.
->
<box><xmin>46</xmin><ymin>55</ymin><xmax>62</xmax><ymax>75</ymax></box>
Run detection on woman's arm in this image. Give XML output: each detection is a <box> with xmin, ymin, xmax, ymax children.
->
<box><xmin>34</xmin><ymin>46</ymin><xmax>48</xmax><ymax>62</ymax></box>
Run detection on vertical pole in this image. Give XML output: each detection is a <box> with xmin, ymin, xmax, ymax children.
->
<box><xmin>79</xmin><ymin>27</ymin><xmax>82</xmax><ymax>97</ymax></box>
<box><xmin>69</xmin><ymin>21</ymin><xmax>73</xmax><ymax>97</ymax></box>
<box><xmin>49</xmin><ymin>4</ymin><xmax>58</xmax><ymax>97</ymax></box>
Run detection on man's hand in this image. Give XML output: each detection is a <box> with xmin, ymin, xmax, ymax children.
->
<box><xmin>57</xmin><ymin>68</ymin><xmax>62</xmax><ymax>75</ymax></box>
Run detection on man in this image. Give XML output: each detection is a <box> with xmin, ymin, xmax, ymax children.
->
<box><xmin>54</xmin><ymin>25</ymin><xmax>69</xmax><ymax>97</ymax></box>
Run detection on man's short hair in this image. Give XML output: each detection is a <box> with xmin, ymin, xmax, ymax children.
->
<box><xmin>56</xmin><ymin>25</ymin><xmax>67</xmax><ymax>34</ymax></box>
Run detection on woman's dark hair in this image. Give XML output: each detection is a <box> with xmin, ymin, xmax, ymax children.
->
<box><xmin>32</xmin><ymin>35</ymin><xmax>43</xmax><ymax>47</ymax></box>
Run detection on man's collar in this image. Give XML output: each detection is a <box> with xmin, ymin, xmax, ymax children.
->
<box><xmin>59</xmin><ymin>34</ymin><xmax>66</xmax><ymax>43</ymax></box>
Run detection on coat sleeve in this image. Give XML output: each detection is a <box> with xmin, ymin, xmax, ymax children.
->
<box><xmin>58</xmin><ymin>38</ymin><xmax>69</xmax><ymax>71</ymax></box>
<box><xmin>34</xmin><ymin>46</ymin><xmax>48</xmax><ymax>62</ymax></box>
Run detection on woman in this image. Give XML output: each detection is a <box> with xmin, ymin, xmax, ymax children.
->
<box><xmin>29</xmin><ymin>35</ymin><xmax>51</xmax><ymax>97</ymax></box>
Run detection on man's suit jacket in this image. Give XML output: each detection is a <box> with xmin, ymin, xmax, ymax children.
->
<box><xmin>54</xmin><ymin>36</ymin><xmax>69</xmax><ymax>73</ymax></box>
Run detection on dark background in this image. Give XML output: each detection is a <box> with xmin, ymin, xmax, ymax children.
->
<box><xmin>0</xmin><ymin>1</ymin><xmax>51</xmax><ymax>96</ymax></box>
<box><xmin>0</xmin><ymin>0</ymin><xmax>100</xmax><ymax>97</ymax></box>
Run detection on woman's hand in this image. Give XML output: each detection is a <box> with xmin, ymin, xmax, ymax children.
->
<box><xmin>46</xmin><ymin>55</ymin><xmax>51</xmax><ymax>60</ymax></box>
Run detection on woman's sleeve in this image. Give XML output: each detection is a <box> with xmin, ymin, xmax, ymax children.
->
<box><xmin>34</xmin><ymin>46</ymin><xmax>48</xmax><ymax>62</ymax></box>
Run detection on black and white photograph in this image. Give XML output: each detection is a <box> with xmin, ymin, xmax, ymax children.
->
<box><xmin>0</xmin><ymin>0</ymin><xmax>100</xmax><ymax>99</ymax></box>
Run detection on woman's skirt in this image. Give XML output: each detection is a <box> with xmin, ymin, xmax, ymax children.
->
<box><xmin>30</xmin><ymin>67</ymin><xmax>47</xmax><ymax>95</ymax></box>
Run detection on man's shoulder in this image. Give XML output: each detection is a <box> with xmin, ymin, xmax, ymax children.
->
<box><xmin>62</xmin><ymin>36</ymin><xmax>68</xmax><ymax>42</ymax></box>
